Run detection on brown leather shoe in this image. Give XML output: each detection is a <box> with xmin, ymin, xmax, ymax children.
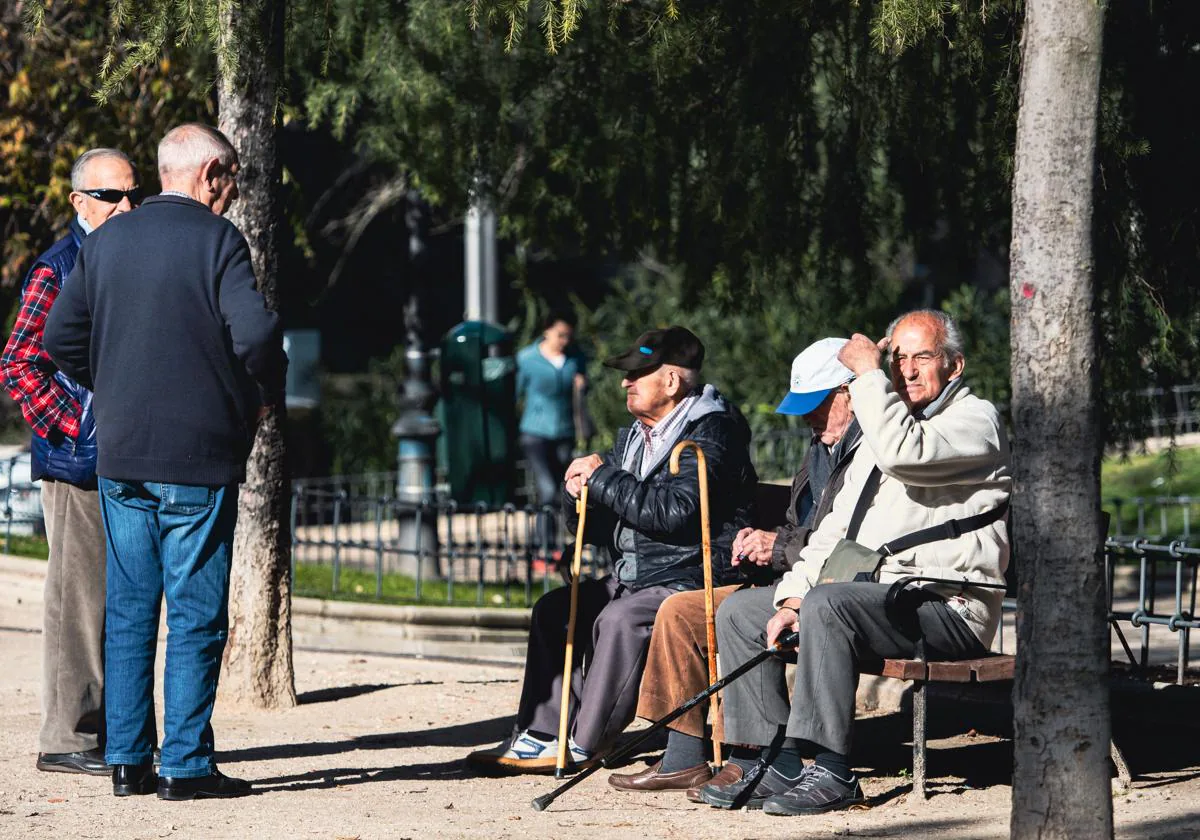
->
<box><xmin>687</xmin><ymin>760</ymin><xmax>743</xmax><ymax>802</ymax></box>
<box><xmin>608</xmin><ymin>759</ymin><xmax>714</xmax><ymax>792</ymax></box>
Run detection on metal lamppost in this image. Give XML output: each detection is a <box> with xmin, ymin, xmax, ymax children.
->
<box><xmin>391</xmin><ymin>191</ymin><xmax>441</xmax><ymax>580</ymax></box>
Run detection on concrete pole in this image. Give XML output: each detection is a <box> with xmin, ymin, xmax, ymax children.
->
<box><xmin>465</xmin><ymin>194</ymin><xmax>498</xmax><ymax>323</ymax></box>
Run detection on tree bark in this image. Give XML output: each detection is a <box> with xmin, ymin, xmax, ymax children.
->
<box><xmin>1009</xmin><ymin>1</ymin><xmax>1109</xmax><ymax>838</ymax></box>
<box><xmin>217</xmin><ymin>0</ymin><xmax>296</xmax><ymax>709</ymax></box>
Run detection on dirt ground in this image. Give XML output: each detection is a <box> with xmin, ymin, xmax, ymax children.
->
<box><xmin>2</xmin><ymin>619</ymin><xmax>1199</xmax><ymax>840</ymax></box>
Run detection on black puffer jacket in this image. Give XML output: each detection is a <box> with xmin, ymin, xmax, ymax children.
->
<box><xmin>564</xmin><ymin>385</ymin><xmax>757</xmax><ymax>591</ymax></box>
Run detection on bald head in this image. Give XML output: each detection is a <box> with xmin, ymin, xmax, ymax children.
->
<box><xmin>157</xmin><ymin>124</ymin><xmax>241</xmax><ymax>216</ymax></box>
<box><xmin>158</xmin><ymin>124</ymin><xmax>237</xmax><ymax>179</ymax></box>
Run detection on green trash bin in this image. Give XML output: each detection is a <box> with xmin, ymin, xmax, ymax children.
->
<box><xmin>438</xmin><ymin>321</ymin><xmax>517</xmax><ymax>506</ymax></box>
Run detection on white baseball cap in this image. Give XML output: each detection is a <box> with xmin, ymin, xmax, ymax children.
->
<box><xmin>775</xmin><ymin>337</ymin><xmax>855</xmax><ymax>416</ymax></box>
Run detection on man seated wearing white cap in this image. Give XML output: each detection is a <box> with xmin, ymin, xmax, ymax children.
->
<box><xmin>608</xmin><ymin>337</ymin><xmax>862</xmax><ymax>797</ymax></box>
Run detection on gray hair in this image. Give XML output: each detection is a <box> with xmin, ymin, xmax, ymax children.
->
<box><xmin>157</xmin><ymin>124</ymin><xmax>237</xmax><ymax>177</ymax></box>
<box><xmin>70</xmin><ymin>148</ymin><xmax>133</xmax><ymax>190</ymax></box>
<box><xmin>886</xmin><ymin>309</ymin><xmax>965</xmax><ymax>362</ymax></box>
<box><xmin>669</xmin><ymin>364</ymin><xmax>703</xmax><ymax>394</ymax></box>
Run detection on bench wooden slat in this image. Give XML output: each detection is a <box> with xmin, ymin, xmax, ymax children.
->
<box><xmin>867</xmin><ymin>654</ymin><xmax>1016</xmax><ymax>684</ymax></box>
<box><xmin>861</xmin><ymin>658</ymin><xmax>928</xmax><ymax>680</ymax></box>
<box><xmin>926</xmin><ymin>661</ymin><xmax>976</xmax><ymax>683</ymax></box>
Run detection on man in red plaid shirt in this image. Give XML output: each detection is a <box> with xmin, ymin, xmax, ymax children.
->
<box><xmin>0</xmin><ymin>148</ymin><xmax>140</xmax><ymax>776</ymax></box>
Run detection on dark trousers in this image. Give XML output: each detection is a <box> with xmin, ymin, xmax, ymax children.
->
<box><xmin>39</xmin><ymin>479</ymin><xmax>106</xmax><ymax>753</ymax></box>
<box><xmin>718</xmin><ymin>582</ymin><xmax>986</xmax><ymax>755</ymax></box>
<box><xmin>516</xmin><ymin>575</ymin><xmax>675</xmax><ymax>751</ymax></box>
<box><xmin>519</xmin><ymin>434</ymin><xmax>573</xmax><ymax>550</ymax></box>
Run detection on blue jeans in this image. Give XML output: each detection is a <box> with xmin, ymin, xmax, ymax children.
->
<box><xmin>99</xmin><ymin>479</ymin><xmax>238</xmax><ymax>778</ymax></box>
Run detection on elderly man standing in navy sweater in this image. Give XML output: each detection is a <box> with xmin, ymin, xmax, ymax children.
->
<box><xmin>44</xmin><ymin>123</ymin><xmax>286</xmax><ymax>801</ymax></box>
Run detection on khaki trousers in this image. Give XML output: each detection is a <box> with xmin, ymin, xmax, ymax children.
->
<box><xmin>635</xmin><ymin>584</ymin><xmax>741</xmax><ymax>740</ymax></box>
<box><xmin>39</xmin><ymin>479</ymin><xmax>106</xmax><ymax>753</ymax></box>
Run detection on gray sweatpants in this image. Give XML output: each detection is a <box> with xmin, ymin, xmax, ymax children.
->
<box><xmin>39</xmin><ymin>479</ymin><xmax>106</xmax><ymax>754</ymax></box>
<box><xmin>718</xmin><ymin>582</ymin><xmax>986</xmax><ymax>756</ymax></box>
<box><xmin>516</xmin><ymin>575</ymin><xmax>675</xmax><ymax>752</ymax></box>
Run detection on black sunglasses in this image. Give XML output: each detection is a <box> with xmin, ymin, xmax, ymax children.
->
<box><xmin>81</xmin><ymin>186</ymin><xmax>143</xmax><ymax>205</ymax></box>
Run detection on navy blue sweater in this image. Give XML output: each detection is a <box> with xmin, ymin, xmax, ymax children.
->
<box><xmin>44</xmin><ymin>195</ymin><xmax>286</xmax><ymax>486</ymax></box>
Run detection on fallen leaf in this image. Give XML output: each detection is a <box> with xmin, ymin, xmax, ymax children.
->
<box><xmin>444</xmin><ymin>803</ymin><xmax>454</xmax><ymax>810</ymax></box>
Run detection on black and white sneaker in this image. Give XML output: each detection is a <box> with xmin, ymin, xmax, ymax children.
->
<box><xmin>698</xmin><ymin>759</ymin><xmax>805</xmax><ymax>810</ymax></box>
<box><xmin>762</xmin><ymin>764</ymin><xmax>865</xmax><ymax>816</ymax></box>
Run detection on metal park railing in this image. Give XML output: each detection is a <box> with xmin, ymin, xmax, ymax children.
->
<box><xmin>1106</xmin><ymin>537</ymin><xmax>1199</xmax><ymax>685</ymax></box>
<box><xmin>289</xmin><ymin>473</ymin><xmax>608</xmax><ymax>608</ymax></box>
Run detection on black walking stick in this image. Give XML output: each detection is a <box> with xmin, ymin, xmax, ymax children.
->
<box><xmin>530</xmin><ymin>630</ymin><xmax>800</xmax><ymax>812</ymax></box>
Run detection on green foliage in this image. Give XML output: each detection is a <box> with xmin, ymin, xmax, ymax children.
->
<box><xmin>1</xmin><ymin>1</ymin><xmax>213</xmax><ymax>291</ymax></box>
<box><xmin>1102</xmin><ymin>446</ymin><xmax>1200</xmax><ymax>538</ymax></box>
<box><xmin>581</xmin><ymin>262</ymin><xmax>908</xmax><ymax>450</ymax></box>
<box><xmin>941</xmin><ymin>283</ymin><xmax>1010</xmax><ymax>410</ymax></box>
<box><xmin>23</xmin><ymin>0</ymin><xmax>237</xmax><ymax>103</ymax></box>
<box><xmin>318</xmin><ymin>345</ymin><xmax>406</xmax><ymax>474</ymax></box>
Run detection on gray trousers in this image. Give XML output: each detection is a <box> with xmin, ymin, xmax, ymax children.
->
<box><xmin>718</xmin><ymin>582</ymin><xmax>986</xmax><ymax>756</ymax></box>
<box><xmin>40</xmin><ymin>479</ymin><xmax>106</xmax><ymax>753</ymax></box>
<box><xmin>517</xmin><ymin>575</ymin><xmax>674</xmax><ymax>752</ymax></box>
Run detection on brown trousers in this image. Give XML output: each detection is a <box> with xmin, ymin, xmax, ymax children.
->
<box><xmin>635</xmin><ymin>583</ymin><xmax>742</xmax><ymax>740</ymax></box>
<box><xmin>40</xmin><ymin>479</ymin><xmax>106</xmax><ymax>753</ymax></box>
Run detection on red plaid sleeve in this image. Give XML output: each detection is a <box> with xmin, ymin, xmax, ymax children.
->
<box><xmin>0</xmin><ymin>266</ymin><xmax>81</xmax><ymax>440</ymax></box>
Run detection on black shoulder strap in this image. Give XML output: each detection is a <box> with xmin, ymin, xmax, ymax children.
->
<box><xmin>876</xmin><ymin>499</ymin><xmax>1010</xmax><ymax>557</ymax></box>
<box><xmin>845</xmin><ymin>465</ymin><xmax>883</xmax><ymax>543</ymax></box>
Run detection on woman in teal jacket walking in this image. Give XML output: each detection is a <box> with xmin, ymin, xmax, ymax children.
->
<box><xmin>516</xmin><ymin>311</ymin><xmax>589</xmax><ymax>560</ymax></box>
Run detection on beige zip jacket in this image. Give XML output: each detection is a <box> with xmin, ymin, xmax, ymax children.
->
<box><xmin>773</xmin><ymin>369</ymin><xmax>1012</xmax><ymax>646</ymax></box>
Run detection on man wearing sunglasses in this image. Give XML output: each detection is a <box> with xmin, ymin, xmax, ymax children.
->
<box><xmin>1</xmin><ymin>148</ymin><xmax>139</xmax><ymax>778</ymax></box>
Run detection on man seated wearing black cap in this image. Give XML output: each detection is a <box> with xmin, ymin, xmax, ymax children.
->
<box><xmin>468</xmin><ymin>325</ymin><xmax>757</xmax><ymax>774</ymax></box>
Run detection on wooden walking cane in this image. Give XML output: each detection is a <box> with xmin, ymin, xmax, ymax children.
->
<box><xmin>668</xmin><ymin>440</ymin><xmax>722</xmax><ymax>768</ymax></box>
<box><xmin>555</xmin><ymin>483</ymin><xmax>589</xmax><ymax>779</ymax></box>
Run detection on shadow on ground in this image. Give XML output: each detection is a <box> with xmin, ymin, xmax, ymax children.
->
<box><xmin>219</xmin><ymin>715</ymin><xmax>514</xmax><ymax>764</ymax></box>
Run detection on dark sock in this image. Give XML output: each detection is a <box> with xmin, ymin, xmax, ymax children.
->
<box><xmin>727</xmin><ymin>745</ymin><xmax>761</xmax><ymax>772</ymax></box>
<box><xmin>660</xmin><ymin>729</ymin><xmax>706</xmax><ymax>772</ymax></box>
<box><xmin>526</xmin><ymin>729</ymin><xmax>556</xmax><ymax>742</ymax></box>
<box><xmin>813</xmin><ymin>748</ymin><xmax>854</xmax><ymax>782</ymax></box>
<box><xmin>771</xmin><ymin>738</ymin><xmax>805</xmax><ymax>780</ymax></box>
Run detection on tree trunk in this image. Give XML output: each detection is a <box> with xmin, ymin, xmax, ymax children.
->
<box><xmin>1009</xmin><ymin>1</ymin><xmax>1109</xmax><ymax>838</ymax></box>
<box><xmin>217</xmin><ymin>0</ymin><xmax>296</xmax><ymax>709</ymax></box>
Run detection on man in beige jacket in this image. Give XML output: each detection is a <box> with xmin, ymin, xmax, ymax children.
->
<box><xmin>697</xmin><ymin>310</ymin><xmax>1011</xmax><ymax>816</ymax></box>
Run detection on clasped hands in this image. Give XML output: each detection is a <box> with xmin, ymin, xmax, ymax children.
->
<box><xmin>564</xmin><ymin>454</ymin><xmax>603</xmax><ymax>499</ymax></box>
<box><xmin>731</xmin><ymin>527</ymin><xmax>778</xmax><ymax>568</ymax></box>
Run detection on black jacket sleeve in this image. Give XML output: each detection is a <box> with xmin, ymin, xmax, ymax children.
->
<box><xmin>44</xmin><ymin>252</ymin><xmax>94</xmax><ymax>389</ymax></box>
<box><xmin>584</xmin><ymin>415</ymin><xmax>736</xmax><ymax>543</ymax></box>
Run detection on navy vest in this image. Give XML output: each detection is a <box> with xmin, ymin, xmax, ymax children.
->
<box><xmin>25</xmin><ymin>220</ymin><xmax>97</xmax><ymax>487</ymax></box>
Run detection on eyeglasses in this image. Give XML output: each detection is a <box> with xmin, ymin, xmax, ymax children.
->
<box><xmin>80</xmin><ymin>187</ymin><xmax>143</xmax><ymax>205</ymax></box>
<box><xmin>891</xmin><ymin>350</ymin><xmax>944</xmax><ymax>368</ymax></box>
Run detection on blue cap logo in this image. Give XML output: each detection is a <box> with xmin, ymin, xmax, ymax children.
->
<box><xmin>639</xmin><ymin>346</ymin><xmax>653</xmax><ymax>355</ymax></box>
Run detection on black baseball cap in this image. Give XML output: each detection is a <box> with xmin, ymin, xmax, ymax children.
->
<box><xmin>603</xmin><ymin>326</ymin><xmax>705</xmax><ymax>372</ymax></box>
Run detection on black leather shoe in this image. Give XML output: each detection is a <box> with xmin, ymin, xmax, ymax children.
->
<box><xmin>36</xmin><ymin>749</ymin><xmax>110</xmax><ymax>776</ymax></box>
<box><xmin>113</xmin><ymin>763</ymin><xmax>158</xmax><ymax>796</ymax></box>
<box><xmin>158</xmin><ymin>769</ymin><xmax>251</xmax><ymax>801</ymax></box>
